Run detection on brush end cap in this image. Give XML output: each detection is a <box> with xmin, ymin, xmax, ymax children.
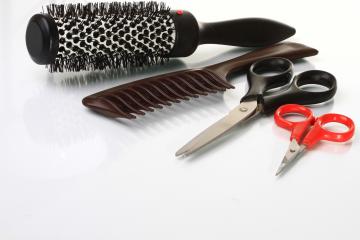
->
<box><xmin>26</xmin><ymin>14</ymin><xmax>59</xmax><ymax>65</ymax></box>
<box><xmin>167</xmin><ymin>10</ymin><xmax>199</xmax><ymax>57</ymax></box>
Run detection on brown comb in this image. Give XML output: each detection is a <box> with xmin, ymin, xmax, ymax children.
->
<box><xmin>82</xmin><ymin>42</ymin><xmax>318</xmax><ymax>119</ymax></box>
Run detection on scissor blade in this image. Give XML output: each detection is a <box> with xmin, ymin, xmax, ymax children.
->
<box><xmin>176</xmin><ymin>101</ymin><xmax>259</xmax><ymax>157</ymax></box>
<box><xmin>275</xmin><ymin>139</ymin><xmax>306</xmax><ymax>176</ymax></box>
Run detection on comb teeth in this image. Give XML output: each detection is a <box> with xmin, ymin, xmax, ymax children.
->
<box><xmin>83</xmin><ymin>69</ymin><xmax>235</xmax><ymax>119</ymax></box>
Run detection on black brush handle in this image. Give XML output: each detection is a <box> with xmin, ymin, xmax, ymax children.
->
<box><xmin>168</xmin><ymin>11</ymin><xmax>295</xmax><ymax>57</ymax></box>
<box><xmin>199</xmin><ymin>18</ymin><xmax>295</xmax><ymax>47</ymax></box>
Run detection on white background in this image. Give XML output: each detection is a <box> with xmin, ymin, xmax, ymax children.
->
<box><xmin>1</xmin><ymin>0</ymin><xmax>359</xmax><ymax>239</ymax></box>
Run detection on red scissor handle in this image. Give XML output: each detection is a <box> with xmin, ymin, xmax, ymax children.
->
<box><xmin>274</xmin><ymin>104</ymin><xmax>316</xmax><ymax>143</ymax></box>
<box><xmin>302</xmin><ymin>113</ymin><xmax>355</xmax><ymax>149</ymax></box>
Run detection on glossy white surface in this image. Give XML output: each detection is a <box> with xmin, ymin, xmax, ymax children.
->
<box><xmin>1</xmin><ymin>0</ymin><xmax>359</xmax><ymax>239</ymax></box>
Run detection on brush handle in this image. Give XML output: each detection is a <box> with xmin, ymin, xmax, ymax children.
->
<box><xmin>199</xmin><ymin>18</ymin><xmax>295</xmax><ymax>47</ymax></box>
<box><xmin>206</xmin><ymin>42</ymin><xmax>319</xmax><ymax>78</ymax></box>
<box><xmin>168</xmin><ymin>11</ymin><xmax>296</xmax><ymax>58</ymax></box>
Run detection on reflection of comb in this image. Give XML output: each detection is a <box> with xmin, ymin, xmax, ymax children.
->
<box><xmin>82</xmin><ymin>42</ymin><xmax>318</xmax><ymax>119</ymax></box>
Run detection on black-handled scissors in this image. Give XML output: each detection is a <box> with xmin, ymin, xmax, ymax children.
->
<box><xmin>176</xmin><ymin>57</ymin><xmax>337</xmax><ymax>157</ymax></box>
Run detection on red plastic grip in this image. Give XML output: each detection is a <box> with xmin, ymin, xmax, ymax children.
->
<box><xmin>302</xmin><ymin>113</ymin><xmax>355</xmax><ymax>149</ymax></box>
<box><xmin>274</xmin><ymin>104</ymin><xmax>315</xmax><ymax>142</ymax></box>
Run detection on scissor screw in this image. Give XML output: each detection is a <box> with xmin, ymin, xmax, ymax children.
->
<box><xmin>239</xmin><ymin>107</ymin><xmax>248</xmax><ymax>112</ymax></box>
<box><xmin>290</xmin><ymin>148</ymin><xmax>296</xmax><ymax>153</ymax></box>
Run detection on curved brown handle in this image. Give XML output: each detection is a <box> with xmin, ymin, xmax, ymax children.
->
<box><xmin>206</xmin><ymin>42</ymin><xmax>318</xmax><ymax>79</ymax></box>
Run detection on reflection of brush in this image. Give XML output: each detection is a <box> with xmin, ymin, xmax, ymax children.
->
<box><xmin>82</xmin><ymin>42</ymin><xmax>318</xmax><ymax>119</ymax></box>
<box><xmin>25</xmin><ymin>1</ymin><xmax>295</xmax><ymax>72</ymax></box>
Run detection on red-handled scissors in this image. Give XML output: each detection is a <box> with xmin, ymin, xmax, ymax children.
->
<box><xmin>274</xmin><ymin>104</ymin><xmax>355</xmax><ymax>176</ymax></box>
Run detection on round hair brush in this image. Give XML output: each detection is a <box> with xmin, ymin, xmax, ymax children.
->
<box><xmin>26</xmin><ymin>1</ymin><xmax>295</xmax><ymax>72</ymax></box>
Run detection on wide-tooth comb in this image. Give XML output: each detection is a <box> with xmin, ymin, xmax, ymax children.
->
<box><xmin>83</xmin><ymin>42</ymin><xmax>318</xmax><ymax>119</ymax></box>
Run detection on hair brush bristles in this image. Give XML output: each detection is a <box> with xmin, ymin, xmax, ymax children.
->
<box><xmin>44</xmin><ymin>1</ymin><xmax>175</xmax><ymax>72</ymax></box>
<box><xmin>46</xmin><ymin>2</ymin><xmax>170</xmax><ymax>19</ymax></box>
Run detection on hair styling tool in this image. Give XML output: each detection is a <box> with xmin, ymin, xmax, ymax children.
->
<box><xmin>25</xmin><ymin>1</ymin><xmax>295</xmax><ymax>72</ymax></box>
<box><xmin>82</xmin><ymin>42</ymin><xmax>318</xmax><ymax>119</ymax></box>
<box><xmin>274</xmin><ymin>104</ymin><xmax>355</xmax><ymax>176</ymax></box>
<box><xmin>175</xmin><ymin>57</ymin><xmax>337</xmax><ymax>157</ymax></box>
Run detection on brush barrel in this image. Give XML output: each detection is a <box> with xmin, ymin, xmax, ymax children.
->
<box><xmin>25</xmin><ymin>10</ymin><xmax>178</xmax><ymax>71</ymax></box>
<box><xmin>26</xmin><ymin>14</ymin><xmax>59</xmax><ymax>65</ymax></box>
<box><xmin>25</xmin><ymin>11</ymin><xmax>198</xmax><ymax>66</ymax></box>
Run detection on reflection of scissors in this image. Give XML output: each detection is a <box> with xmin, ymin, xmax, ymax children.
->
<box><xmin>274</xmin><ymin>104</ymin><xmax>355</xmax><ymax>176</ymax></box>
<box><xmin>176</xmin><ymin>57</ymin><xmax>337</xmax><ymax>157</ymax></box>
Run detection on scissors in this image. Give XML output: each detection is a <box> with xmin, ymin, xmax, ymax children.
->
<box><xmin>274</xmin><ymin>104</ymin><xmax>355</xmax><ymax>176</ymax></box>
<box><xmin>176</xmin><ymin>57</ymin><xmax>337</xmax><ymax>157</ymax></box>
